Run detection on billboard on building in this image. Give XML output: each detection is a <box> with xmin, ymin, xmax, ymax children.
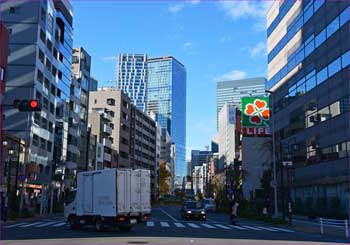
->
<box><xmin>242</xmin><ymin>97</ymin><xmax>270</xmax><ymax>136</ymax></box>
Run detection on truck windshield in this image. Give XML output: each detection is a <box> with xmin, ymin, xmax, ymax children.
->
<box><xmin>65</xmin><ymin>190</ymin><xmax>76</xmax><ymax>205</ymax></box>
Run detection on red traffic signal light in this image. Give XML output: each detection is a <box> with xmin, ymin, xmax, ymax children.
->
<box><xmin>14</xmin><ymin>99</ymin><xmax>41</xmax><ymax>111</ymax></box>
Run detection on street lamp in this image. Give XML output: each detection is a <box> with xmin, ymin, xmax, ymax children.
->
<box><xmin>265</xmin><ymin>90</ymin><xmax>278</xmax><ymax>218</ymax></box>
<box><xmin>283</xmin><ymin>160</ymin><xmax>293</xmax><ymax>226</ymax></box>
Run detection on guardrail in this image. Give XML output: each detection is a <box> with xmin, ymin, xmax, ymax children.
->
<box><xmin>319</xmin><ymin>218</ymin><xmax>349</xmax><ymax>238</ymax></box>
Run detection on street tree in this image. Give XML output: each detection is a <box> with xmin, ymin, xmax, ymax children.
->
<box><xmin>159</xmin><ymin>161</ymin><xmax>170</xmax><ymax>196</ymax></box>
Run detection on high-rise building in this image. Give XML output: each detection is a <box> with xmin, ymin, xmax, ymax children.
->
<box><xmin>71</xmin><ymin>47</ymin><xmax>91</xmax><ymax>171</ymax></box>
<box><xmin>190</xmin><ymin>150</ymin><xmax>213</xmax><ymax>171</ymax></box>
<box><xmin>218</xmin><ymin>103</ymin><xmax>236</xmax><ymax>167</ymax></box>
<box><xmin>1</xmin><ymin>0</ymin><xmax>73</xmax><ymax>191</ymax></box>
<box><xmin>116</xmin><ymin>53</ymin><xmax>148</xmax><ymax>112</ymax></box>
<box><xmin>89</xmin><ymin>87</ymin><xmax>157</xmax><ymax>196</ymax></box>
<box><xmin>147</xmin><ymin>56</ymin><xmax>187</xmax><ymax>181</ymax></box>
<box><xmin>267</xmin><ymin>1</ymin><xmax>350</xmax><ymax>216</ymax></box>
<box><xmin>216</xmin><ymin>77</ymin><xmax>265</xmax><ymax>127</ymax></box>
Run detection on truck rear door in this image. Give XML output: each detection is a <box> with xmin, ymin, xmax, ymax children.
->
<box><xmin>117</xmin><ymin>169</ymin><xmax>130</xmax><ymax>215</ymax></box>
<box><xmin>140</xmin><ymin>170</ymin><xmax>151</xmax><ymax>214</ymax></box>
<box><xmin>130</xmin><ymin>170</ymin><xmax>141</xmax><ymax>214</ymax></box>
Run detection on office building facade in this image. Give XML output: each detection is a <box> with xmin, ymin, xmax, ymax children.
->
<box><xmin>1</xmin><ymin>0</ymin><xmax>73</xmax><ymax>190</ymax></box>
<box><xmin>216</xmin><ymin>77</ymin><xmax>265</xmax><ymax>127</ymax></box>
<box><xmin>147</xmin><ymin>56</ymin><xmax>186</xmax><ymax>182</ymax></box>
<box><xmin>267</xmin><ymin>1</ymin><xmax>350</xmax><ymax>216</ymax></box>
<box><xmin>116</xmin><ymin>53</ymin><xmax>148</xmax><ymax>112</ymax></box>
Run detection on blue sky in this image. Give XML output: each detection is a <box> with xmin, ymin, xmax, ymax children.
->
<box><xmin>71</xmin><ymin>0</ymin><xmax>273</xmax><ymax>159</ymax></box>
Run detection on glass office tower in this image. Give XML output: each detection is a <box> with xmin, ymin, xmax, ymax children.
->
<box><xmin>147</xmin><ymin>56</ymin><xmax>187</xmax><ymax>181</ymax></box>
<box><xmin>267</xmin><ymin>1</ymin><xmax>350</xmax><ymax>217</ymax></box>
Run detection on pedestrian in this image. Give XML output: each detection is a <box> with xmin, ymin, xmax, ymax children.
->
<box><xmin>230</xmin><ymin>202</ymin><xmax>239</xmax><ymax>225</ymax></box>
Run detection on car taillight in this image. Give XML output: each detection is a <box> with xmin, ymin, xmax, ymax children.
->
<box><xmin>117</xmin><ymin>216</ymin><xmax>126</xmax><ymax>221</ymax></box>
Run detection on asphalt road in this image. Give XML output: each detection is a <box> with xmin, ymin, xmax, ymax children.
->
<box><xmin>1</xmin><ymin>205</ymin><xmax>347</xmax><ymax>244</ymax></box>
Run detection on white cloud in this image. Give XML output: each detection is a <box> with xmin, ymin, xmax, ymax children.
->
<box><xmin>102</xmin><ymin>56</ymin><xmax>117</xmax><ymax>61</ymax></box>
<box><xmin>217</xmin><ymin>1</ymin><xmax>274</xmax><ymax>31</ymax></box>
<box><xmin>190</xmin><ymin>0</ymin><xmax>201</xmax><ymax>4</ymax></box>
<box><xmin>168</xmin><ymin>3</ymin><xmax>185</xmax><ymax>13</ymax></box>
<box><xmin>248</xmin><ymin>41</ymin><xmax>267</xmax><ymax>58</ymax></box>
<box><xmin>215</xmin><ymin>69</ymin><xmax>247</xmax><ymax>81</ymax></box>
<box><xmin>182</xmin><ymin>41</ymin><xmax>193</xmax><ymax>49</ymax></box>
<box><xmin>168</xmin><ymin>0</ymin><xmax>201</xmax><ymax>14</ymax></box>
<box><xmin>219</xmin><ymin>35</ymin><xmax>231</xmax><ymax>43</ymax></box>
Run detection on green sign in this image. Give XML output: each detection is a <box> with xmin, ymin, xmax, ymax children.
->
<box><xmin>242</xmin><ymin>97</ymin><xmax>270</xmax><ymax>127</ymax></box>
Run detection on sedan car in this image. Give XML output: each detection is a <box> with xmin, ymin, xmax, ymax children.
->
<box><xmin>203</xmin><ymin>198</ymin><xmax>216</xmax><ymax>213</ymax></box>
<box><xmin>181</xmin><ymin>201</ymin><xmax>206</xmax><ymax>221</ymax></box>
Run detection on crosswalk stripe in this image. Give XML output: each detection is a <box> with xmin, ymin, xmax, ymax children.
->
<box><xmin>201</xmin><ymin>224</ymin><xmax>216</xmax><ymax>229</ymax></box>
<box><xmin>174</xmin><ymin>222</ymin><xmax>185</xmax><ymax>228</ymax></box>
<box><xmin>214</xmin><ymin>224</ymin><xmax>231</xmax><ymax>229</ymax></box>
<box><xmin>146</xmin><ymin>221</ymin><xmax>155</xmax><ymax>227</ymax></box>
<box><xmin>268</xmin><ymin>227</ymin><xmax>295</xmax><ymax>233</ymax></box>
<box><xmin>187</xmin><ymin>223</ymin><xmax>200</xmax><ymax>228</ymax></box>
<box><xmin>241</xmin><ymin>225</ymin><xmax>263</xmax><ymax>231</ymax></box>
<box><xmin>160</xmin><ymin>222</ymin><xmax>170</xmax><ymax>227</ymax></box>
<box><xmin>228</xmin><ymin>225</ymin><xmax>247</xmax><ymax>230</ymax></box>
<box><xmin>255</xmin><ymin>226</ymin><xmax>278</xmax><ymax>232</ymax></box>
<box><xmin>52</xmin><ymin>222</ymin><xmax>66</xmax><ymax>227</ymax></box>
<box><xmin>20</xmin><ymin>222</ymin><xmax>44</xmax><ymax>227</ymax></box>
<box><xmin>4</xmin><ymin>222</ymin><xmax>28</xmax><ymax>228</ymax></box>
<box><xmin>37</xmin><ymin>221</ymin><xmax>62</xmax><ymax>227</ymax></box>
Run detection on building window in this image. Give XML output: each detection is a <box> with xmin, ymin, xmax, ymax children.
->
<box><xmin>34</xmin><ymin>113</ymin><xmax>40</xmax><ymax>125</ymax></box>
<box><xmin>328</xmin><ymin>57</ymin><xmax>341</xmax><ymax>77</ymax></box>
<box><xmin>40</xmin><ymin>29</ymin><xmax>45</xmax><ymax>43</ymax></box>
<box><xmin>107</xmin><ymin>98</ymin><xmax>115</xmax><ymax>106</ymax></box>
<box><xmin>38</xmin><ymin>49</ymin><xmax>45</xmax><ymax>63</ymax></box>
<box><xmin>58</xmin><ymin>70</ymin><xmax>62</xmax><ymax>80</ymax></box>
<box><xmin>52</xmin><ymin>65</ymin><xmax>57</xmax><ymax>77</ymax></box>
<box><xmin>53</xmin><ymin>48</ymin><xmax>58</xmax><ymax>60</ymax></box>
<box><xmin>41</xmin><ymin>117</ymin><xmax>48</xmax><ymax>129</ymax></box>
<box><xmin>47</xmin><ymin>141</ymin><xmax>52</xmax><ymax>152</ymax></box>
<box><xmin>9</xmin><ymin>6</ymin><xmax>20</xmax><ymax>14</ymax></box>
<box><xmin>49</xmin><ymin>122</ymin><xmax>53</xmax><ymax>132</ymax></box>
<box><xmin>0</xmin><ymin>66</ymin><xmax>4</xmax><ymax>81</ymax></box>
<box><xmin>40</xmin><ymin>7</ymin><xmax>46</xmax><ymax>22</ymax></box>
<box><xmin>50</xmin><ymin>103</ymin><xmax>55</xmax><ymax>114</ymax></box>
<box><xmin>57</xmin><ymin>88</ymin><xmax>61</xmax><ymax>98</ymax></box>
<box><xmin>48</xmin><ymin>14</ymin><xmax>53</xmax><ymax>33</ymax></box>
<box><xmin>37</xmin><ymin>69</ymin><xmax>43</xmax><ymax>83</ymax></box>
<box><xmin>46</xmin><ymin>39</ymin><xmax>52</xmax><ymax>52</ymax></box>
<box><xmin>43</xmin><ymin>97</ymin><xmax>49</xmax><ymax>110</ymax></box>
<box><xmin>50</xmin><ymin>84</ymin><xmax>56</xmax><ymax>96</ymax></box>
<box><xmin>94</xmin><ymin>99</ymin><xmax>97</xmax><ymax>104</ymax></box>
<box><xmin>45</xmin><ymin>58</ymin><xmax>51</xmax><ymax>71</ymax></box>
<box><xmin>72</xmin><ymin>56</ymin><xmax>79</xmax><ymax>64</ymax></box>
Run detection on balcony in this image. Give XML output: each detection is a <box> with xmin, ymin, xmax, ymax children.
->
<box><xmin>103</xmin><ymin>137</ymin><xmax>112</xmax><ymax>148</ymax></box>
<box><xmin>104</xmin><ymin>152</ymin><xmax>111</xmax><ymax>162</ymax></box>
<box><xmin>103</xmin><ymin>124</ymin><xmax>113</xmax><ymax>135</ymax></box>
<box><xmin>102</xmin><ymin>112</ymin><xmax>113</xmax><ymax>122</ymax></box>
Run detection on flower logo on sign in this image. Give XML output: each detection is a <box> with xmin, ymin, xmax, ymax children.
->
<box><xmin>244</xmin><ymin>99</ymin><xmax>270</xmax><ymax>126</ymax></box>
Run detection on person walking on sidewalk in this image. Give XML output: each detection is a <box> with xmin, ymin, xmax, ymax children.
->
<box><xmin>230</xmin><ymin>202</ymin><xmax>239</xmax><ymax>225</ymax></box>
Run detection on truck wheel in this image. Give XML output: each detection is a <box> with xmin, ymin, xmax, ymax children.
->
<box><xmin>95</xmin><ymin>219</ymin><xmax>105</xmax><ymax>232</ymax></box>
<box><xmin>68</xmin><ymin>216</ymin><xmax>80</xmax><ymax>230</ymax></box>
<box><xmin>118</xmin><ymin>225</ymin><xmax>132</xmax><ymax>232</ymax></box>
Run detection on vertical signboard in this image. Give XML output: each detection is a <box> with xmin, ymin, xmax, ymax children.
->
<box><xmin>241</xmin><ymin>97</ymin><xmax>270</xmax><ymax>136</ymax></box>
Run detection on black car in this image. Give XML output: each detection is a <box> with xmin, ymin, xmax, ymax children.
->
<box><xmin>180</xmin><ymin>201</ymin><xmax>206</xmax><ymax>221</ymax></box>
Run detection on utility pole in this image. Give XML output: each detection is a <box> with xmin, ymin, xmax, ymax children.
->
<box><xmin>266</xmin><ymin>90</ymin><xmax>278</xmax><ymax>218</ymax></box>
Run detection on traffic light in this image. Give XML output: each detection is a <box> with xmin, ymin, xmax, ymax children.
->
<box><xmin>13</xmin><ymin>99</ymin><xmax>41</xmax><ymax>111</ymax></box>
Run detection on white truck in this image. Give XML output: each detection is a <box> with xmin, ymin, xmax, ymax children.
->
<box><xmin>64</xmin><ymin>168</ymin><xmax>151</xmax><ymax>232</ymax></box>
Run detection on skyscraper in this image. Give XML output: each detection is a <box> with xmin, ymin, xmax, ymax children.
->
<box><xmin>267</xmin><ymin>1</ymin><xmax>350</xmax><ymax>217</ymax></box>
<box><xmin>116</xmin><ymin>53</ymin><xmax>148</xmax><ymax>112</ymax></box>
<box><xmin>1</xmin><ymin>0</ymin><xmax>73</xmax><ymax>188</ymax></box>
<box><xmin>216</xmin><ymin>77</ymin><xmax>265</xmax><ymax>127</ymax></box>
<box><xmin>147</xmin><ymin>56</ymin><xmax>187</xmax><ymax>182</ymax></box>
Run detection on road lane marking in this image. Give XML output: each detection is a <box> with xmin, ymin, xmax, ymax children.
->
<box><xmin>174</xmin><ymin>222</ymin><xmax>185</xmax><ymax>228</ymax></box>
<box><xmin>36</xmin><ymin>221</ymin><xmax>60</xmax><ymax>227</ymax></box>
<box><xmin>201</xmin><ymin>224</ymin><xmax>216</xmax><ymax>229</ymax></box>
<box><xmin>241</xmin><ymin>225</ymin><xmax>263</xmax><ymax>231</ymax></box>
<box><xmin>4</xmin><ymin>222</ymin><xmax>28</xmax><ymax>228</ymax></box>
<box><xmin>52</xmin><ymin>222</ymin><xmax>66</xmax><ymax>227</ymax></box>
<box><xmin>160</xmin><ymin>222</ymin><xmax>170</xmax><ymax>227</ymax></box>
<box><xmin>146</xmin><ymin>221</ymin><xmax>155</xmax><ymax>227</ymax></box>
<box><xmin>228</xmin><ymin>225</ymin><xmax>248</xmax><ymax>230</ymax></box>
<box><xmin>187</xmin><ymin>223</ymin><xmax>200</xmax><ymax>228</ymax></box>
<box><xmin>255</xmin><ymin>226</ymin><xmax>278</xmax><ymax>231</ymax></box>
<box><xmin>159</xmin><ymin>208</ymin><xmax>178</xmax><ymax>222</ymax></box>
<box><xmin>214</xmin><ymin>224</ymin><xmax>231</xmax><ymax>229</ymax></box>
<box><xmin>20</xmin><ymin>222</ymin><xmax>44</xmax><ymax>227</ymax></box>
<box><xmin>268</xmin><ymin>227</ymin><xmax>295</xmax><ymax>233</ymax></box>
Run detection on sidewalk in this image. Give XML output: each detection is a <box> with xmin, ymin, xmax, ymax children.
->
<box><xmin>2</xmin><ymin>213</ymin><xmax>63</xmax><ymax>224</ymax></box>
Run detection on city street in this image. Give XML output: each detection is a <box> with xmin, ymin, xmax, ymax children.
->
<box><xmin>2</xmin><ymin>205</ymin><xmax>346</xmax><ymax>244</ymax></box>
